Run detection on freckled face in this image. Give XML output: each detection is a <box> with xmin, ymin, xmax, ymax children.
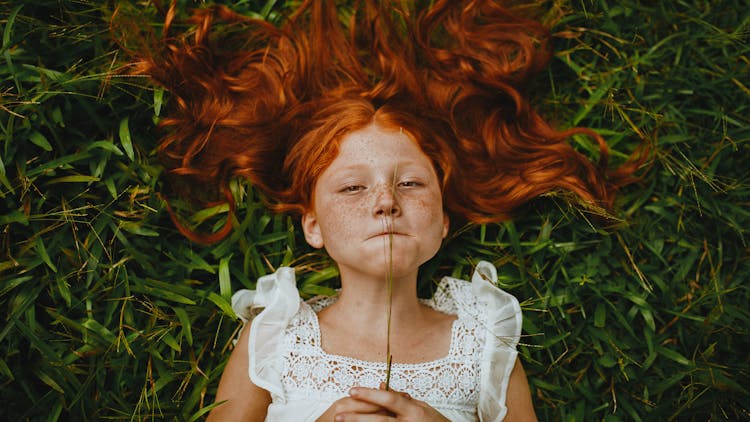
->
<box><xmin>302</xmin><ymin>122</ymin><xmax>449</xmax><ymax>280</ymax></box>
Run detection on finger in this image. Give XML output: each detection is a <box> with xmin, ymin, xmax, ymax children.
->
<box><xmin>378</xmin><ymin>382</ymin><xmax>410</xmax><ymax>399</ymax></box>
<box><xmin>332</xmin><ymin>397</ymin><xmax>388</xmax><ymax>415</ymax></box>
<box><xmin>334</xmin><ymin>413</ymin><xmax>394</xmax><ymax>422</ymax></box>
<box><xmin>348</xmin><ymin>387</ymin><xmax>415</xmax><ymax>415</ymax></box>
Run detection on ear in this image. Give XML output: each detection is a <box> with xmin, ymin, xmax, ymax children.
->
<box><xmin>442</xmin><ymin>212</ymin><xmax>450</xmax><ymax>239</ymax></box>
<box><xmin>302</xmin><ymin>212</ymin><xmax>325</xmax><ymax>249</ymax></box>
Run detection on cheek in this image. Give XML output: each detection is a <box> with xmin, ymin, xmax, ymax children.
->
<box><xmin>317</xmin><ymin>197</ymin><xmax>370</xmax><ymax>239</ymax></box>
<box><xmin>413</xmin><ymin>194</ymin><xmax>446</xmax><ymax>231</ymax></box>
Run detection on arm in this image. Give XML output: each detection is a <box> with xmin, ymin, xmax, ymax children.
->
<box><xmin>503</xmin><ymin>358</ymin><xmax>537</xmax><ymax>422</ymax></box>
<box><xmin>207</xmin><ymin>323</ymin><xmax>271</xmax><ymax>422</ymax></box>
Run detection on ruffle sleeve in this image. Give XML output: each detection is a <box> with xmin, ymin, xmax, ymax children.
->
<box><xmin>435</xmin><ymin>261</ymin><xmax>522</xmax><ymax>422</ymax></box>
<box><xmin>472</xmin><ymin>261</ymin><xmax>522</xmax><ymax>422</ymax></box>
<box><xmin>231</xmin><ymin>267</ymin><xmax>301</xmax><ymax>400</ymax></box>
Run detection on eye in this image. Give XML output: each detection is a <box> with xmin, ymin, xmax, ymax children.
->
<box><xmin>398</xmin><ymin>180</ymin><xmax>423</xmax><ymax>188</ymax></box>
<box><xmin>339</xmin><ymin>185</ymin><xmax>365</xmax><ymax>193</ymax></box>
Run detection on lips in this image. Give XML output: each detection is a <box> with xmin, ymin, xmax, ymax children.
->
<box><xmin>368</xmin><ymin>231</ymin><xmax>408</xmax><ymax>240</ymax></box>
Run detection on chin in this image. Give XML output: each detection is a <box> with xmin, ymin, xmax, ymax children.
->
<box><xmin>379</xmin><ymin>258</ymin><xmax>427</xmax><ymax>278</ymax></box>
<box><xmin>344</xmin><ymin>258</ymin><xmax>413</xmax><ymax>279</ymax></box>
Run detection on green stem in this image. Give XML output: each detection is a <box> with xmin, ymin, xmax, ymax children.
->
<box><xmin>384</xmin><ymin>220</ymin><xmax>394</xmax><ymax>391</ymax></box>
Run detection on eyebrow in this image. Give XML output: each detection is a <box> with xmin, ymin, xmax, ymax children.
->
<box><xmin>334</xmin><ymin>160</ymin><xmax>427</xmax><ymax>172</ymax></box>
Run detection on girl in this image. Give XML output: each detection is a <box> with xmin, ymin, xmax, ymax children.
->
<box><xmin>217</xmin><ymin>101</ymin><xmax>537</xmax><ymax>421</ymax></box>
<box><xmin>120</xmin><ymin>0</ymin><xmax>639</xmax><ymax>419</ymax></box>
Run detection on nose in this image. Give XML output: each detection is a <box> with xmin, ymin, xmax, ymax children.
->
<box><xmin>372</xmin><ymin>184</ymin><xmax>401</xmax><ymax>218</ymax></box>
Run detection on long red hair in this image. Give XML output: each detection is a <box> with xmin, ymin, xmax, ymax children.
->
<box><xmin>116</xmin><ymin>0</ymin><xmax>641</xmax><ymax>243</ymax></box>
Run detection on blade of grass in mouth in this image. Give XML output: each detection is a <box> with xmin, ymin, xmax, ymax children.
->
<box><xmin>383</xmin><ymin>215</ymin><xmax>394</xmax><ymax>391</ymax></box>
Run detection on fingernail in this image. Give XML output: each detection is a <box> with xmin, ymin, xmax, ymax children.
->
<box><xmin>349</xmin><ymin>387</ymin><xmax>359</xmax><ymax>396</ymax></box>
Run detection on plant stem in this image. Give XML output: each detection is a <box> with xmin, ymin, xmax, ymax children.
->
<box><xmin>384</xmin><ymin>217</ymin><xmax>394</xmax><ymax>391</ymax></box>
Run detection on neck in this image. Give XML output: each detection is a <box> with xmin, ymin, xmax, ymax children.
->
<box><xmin>332</xmin><ymin>266</ymin><xmax>425</xmax><ymax>334</ymax></box>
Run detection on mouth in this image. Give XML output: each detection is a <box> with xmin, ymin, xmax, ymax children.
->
<box><xmin>368</xmin><ymin>232</ymin><xmax>407</xmax><ymax>240</ymax></box>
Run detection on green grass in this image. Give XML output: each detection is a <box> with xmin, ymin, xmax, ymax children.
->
<box><xmin>1</xmin><ymin>0</ymin><xmax>749</xmax><ymax>420</ymax></box>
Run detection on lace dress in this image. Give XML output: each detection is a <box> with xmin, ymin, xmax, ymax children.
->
<box><xmin>232</xmin><ymin>261</ymin><xmax>522</xmax><ymax>422</ymax></box>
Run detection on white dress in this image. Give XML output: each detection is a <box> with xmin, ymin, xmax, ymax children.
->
<box><xmin>231</xmin><ymin>261</ymin><xmax>522</xmax><ymax>422</ymax></box>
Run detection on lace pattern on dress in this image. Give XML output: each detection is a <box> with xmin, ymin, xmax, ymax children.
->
<box><xmin>278</xmin><ymin>278</ymin><xmax>485</xmax><ymax>414</ymax></box>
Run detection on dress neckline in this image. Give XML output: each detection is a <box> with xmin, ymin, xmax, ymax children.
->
<box><xmin>304</xmin><ymin>297</ymin><xmax>461</xmax><ymax>368</ymax></box>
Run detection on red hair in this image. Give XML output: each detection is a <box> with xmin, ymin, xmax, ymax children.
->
<box><xmin>116</xmin><ymin>0</ymin><xmax>642</xmax><ymax>243</ymax></box>
<box><xmin>280</xmin><ymin>97</ymin><xmax>459</xmax><ymax>215</ymax></box>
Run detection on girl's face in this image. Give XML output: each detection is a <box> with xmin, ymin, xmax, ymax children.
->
<box><xmin>302</xmin><ymin>122</ymin><xmax>449</xmax><ymax>280</ymax></box>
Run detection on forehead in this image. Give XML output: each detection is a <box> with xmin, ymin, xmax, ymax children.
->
<box><xmin>330</xmin><ymin>123</ymin><xmax>432</xmax><ymax>168</ymax></box>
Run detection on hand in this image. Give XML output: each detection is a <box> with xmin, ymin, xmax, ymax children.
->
<box><xmin>333</xmin><ymin>387</ymin><xmax>451</xmax><ymax>421</ymax></box>
<box><xmin>315</xmin><ymin>395</ymin><xmax>390</xmax><ymax>422</ymax></box>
